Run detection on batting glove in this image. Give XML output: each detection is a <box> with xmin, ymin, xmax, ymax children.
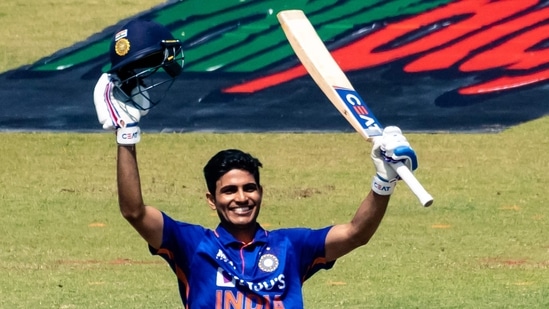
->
<box><xmin>371</xmin><ymin>126</ymin><xmax>418</xmax><ymax>195</ymax></box>
<box><xmin>93</xmin><ymin>73</ymin><xmax>149</xmax><ymax>145</ymax></box>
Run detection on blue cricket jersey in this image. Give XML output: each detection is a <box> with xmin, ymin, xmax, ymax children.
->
<box><xmin>150</xmin><ymin>212</ymin><xmax>335</xmax><ymax>308</ymax></box>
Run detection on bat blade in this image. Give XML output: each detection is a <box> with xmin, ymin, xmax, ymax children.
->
<box><xmin>277</xmin><ymin>9</ymin><xmax>433</xmax><ymax>207</ymax></box>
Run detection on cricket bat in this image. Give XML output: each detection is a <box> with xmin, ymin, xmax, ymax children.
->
<box><xmin>277</xmin><ymin>10</ymin><xmax>433</xmax><ymax>207</ymax></box>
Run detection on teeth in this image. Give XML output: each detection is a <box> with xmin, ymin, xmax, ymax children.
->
<box><xmin>233</xmin><ymin>207</ymin><xmax>251</xmax><ymax>214</ymax></box>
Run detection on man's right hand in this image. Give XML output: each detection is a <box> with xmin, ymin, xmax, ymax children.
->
<box><xmin>93</xmin><ymin>73</ymin><xmax>149</xmax><ymax>145</ymax></box>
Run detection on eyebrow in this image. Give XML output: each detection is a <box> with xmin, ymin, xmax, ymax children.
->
<box><xmin>219</xmin><ymin>182</ymin><xmax>258</xmax><ymax>193</ymax></box>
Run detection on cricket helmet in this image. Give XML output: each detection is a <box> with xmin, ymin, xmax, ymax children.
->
<box><xmin>107</xmin><ymin>19</ymin><xmax>184</xmax><ymax>110</ymax></box>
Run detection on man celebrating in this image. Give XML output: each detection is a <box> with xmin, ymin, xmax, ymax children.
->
<box><xmin>94</xmin><ymin>19</ymin><xmax>419</xmax><ymax>308</ymax></box>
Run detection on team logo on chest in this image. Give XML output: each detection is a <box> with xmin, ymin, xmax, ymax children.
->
<box><xmin>258</xmin><ymin>253</ymin><xmax>279</xmax><ymax>272</ymax></box>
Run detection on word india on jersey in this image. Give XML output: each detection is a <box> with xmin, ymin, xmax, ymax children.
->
<box><xmin>215</xmin><ymin>289</ymin><xmax>285</xmax><ymax>309</ymax></box>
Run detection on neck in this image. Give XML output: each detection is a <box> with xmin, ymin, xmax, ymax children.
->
<box><xmin>222</xmin><ymin>222</ymin><xmax>258</xmax><ymax>244</ymax></box>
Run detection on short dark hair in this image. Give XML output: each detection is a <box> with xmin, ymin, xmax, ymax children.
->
<box><xmin>203</xmin><ymin>149</ymin><xmax>263</xmax><ymax>194</ymax></box>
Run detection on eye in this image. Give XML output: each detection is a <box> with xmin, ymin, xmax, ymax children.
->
<box><xmin>219</xmin><ymin>185</ymin><xmax>237</xmax><ymax>194</ymax></box>
<box><xmin>243</xmin><ymin>183</ymin><xmax>258</xmax><ymax>192</ymax></box>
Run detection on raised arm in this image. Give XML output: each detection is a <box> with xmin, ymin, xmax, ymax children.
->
<box><xmin>117</xmin><ymin>145</ymin><xmax>164</xmax><ymax>249</ymax></box>
<box><xmin>94</xmin><ymin>73</ymin><xmax>164</xmax><ymax>249</ymax></box>
<box><xmin>325</xmin><ymin>192</ymin><xmax>390</xmax><ymax>261</ymax></box>
<box><xmin>325</xmin><ymin>127</ymin><xmax>418</xmax><ymax>261</ymax></box>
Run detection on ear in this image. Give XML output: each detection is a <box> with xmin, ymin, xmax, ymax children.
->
<box><xmin>206</xmin><ymin>192</ymin><xmax>216</xmax><ymax>210</ymax></box>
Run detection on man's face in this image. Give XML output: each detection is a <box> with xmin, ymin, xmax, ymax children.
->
<box><xmin>207</xmin><ymin>169</ymin><xmax>263</xmax><ymax>231</ymax></box>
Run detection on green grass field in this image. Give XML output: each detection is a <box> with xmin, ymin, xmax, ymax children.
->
<box><xmin>1</xmin><ymin>1</ymin><xmax>548</xmax><ymax>308</ymax></box>
<box><xmin>1</xmin><ymin>125</ymin><xmax>548</xmax><ymax>308</ymax></box>
<box><xmin>0</xmin><ymin>0</ymin><xmax>165</xmax><ymax>72</ymax></box>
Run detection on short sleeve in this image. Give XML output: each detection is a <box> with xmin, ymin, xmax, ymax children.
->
<box><xmin>277</xmin><ymin>226</ymin><xmax>335</xmax><ymax>281</ymax></box>
<box><xmin>149</xmin><ymin>212</ymin><xmax>207</xmax><ymax>269</ymax></box>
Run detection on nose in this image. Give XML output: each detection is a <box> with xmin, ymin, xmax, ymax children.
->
<box><xmin>235</xmin><ymin>189</ymin><xmax>248</xmax><ymax>203</ymax></box>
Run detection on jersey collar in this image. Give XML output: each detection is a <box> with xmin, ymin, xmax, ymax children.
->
<box><xmin>214</xmin><ymin>223</ymin><xmax>269</xmax><ymax>246</ymax></box>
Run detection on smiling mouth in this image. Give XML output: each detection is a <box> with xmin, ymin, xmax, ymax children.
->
<box><xmin>231</xmin><ymin>206</ymin><xmax>254</xmax><ymax>214</ymax></box>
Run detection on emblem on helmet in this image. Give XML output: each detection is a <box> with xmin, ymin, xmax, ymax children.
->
<box><xmin>115</xmin><ymin>38</ymin><xmax>131</xmax><ymax>57</ymax></box>
<box><xmin>258</xmin><ymin>254</ymin><xmax>279</xmax><ymax>272</ymax></box>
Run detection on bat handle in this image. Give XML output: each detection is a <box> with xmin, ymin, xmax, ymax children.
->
<box><xmin>392</xmin><ymin>162</ymin><xmax>433</xmax><ymax>207</ymax></box>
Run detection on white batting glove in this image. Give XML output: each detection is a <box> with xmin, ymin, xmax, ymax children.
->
<box><xmin>371</xmin><ymin>126</ymin><xmax>418</xmax><ymax>195</ymax></box>
<box><xmin>93</xmin><ymin>73</ymin><xmax>149</xmax><ymax>144</ymax></box>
